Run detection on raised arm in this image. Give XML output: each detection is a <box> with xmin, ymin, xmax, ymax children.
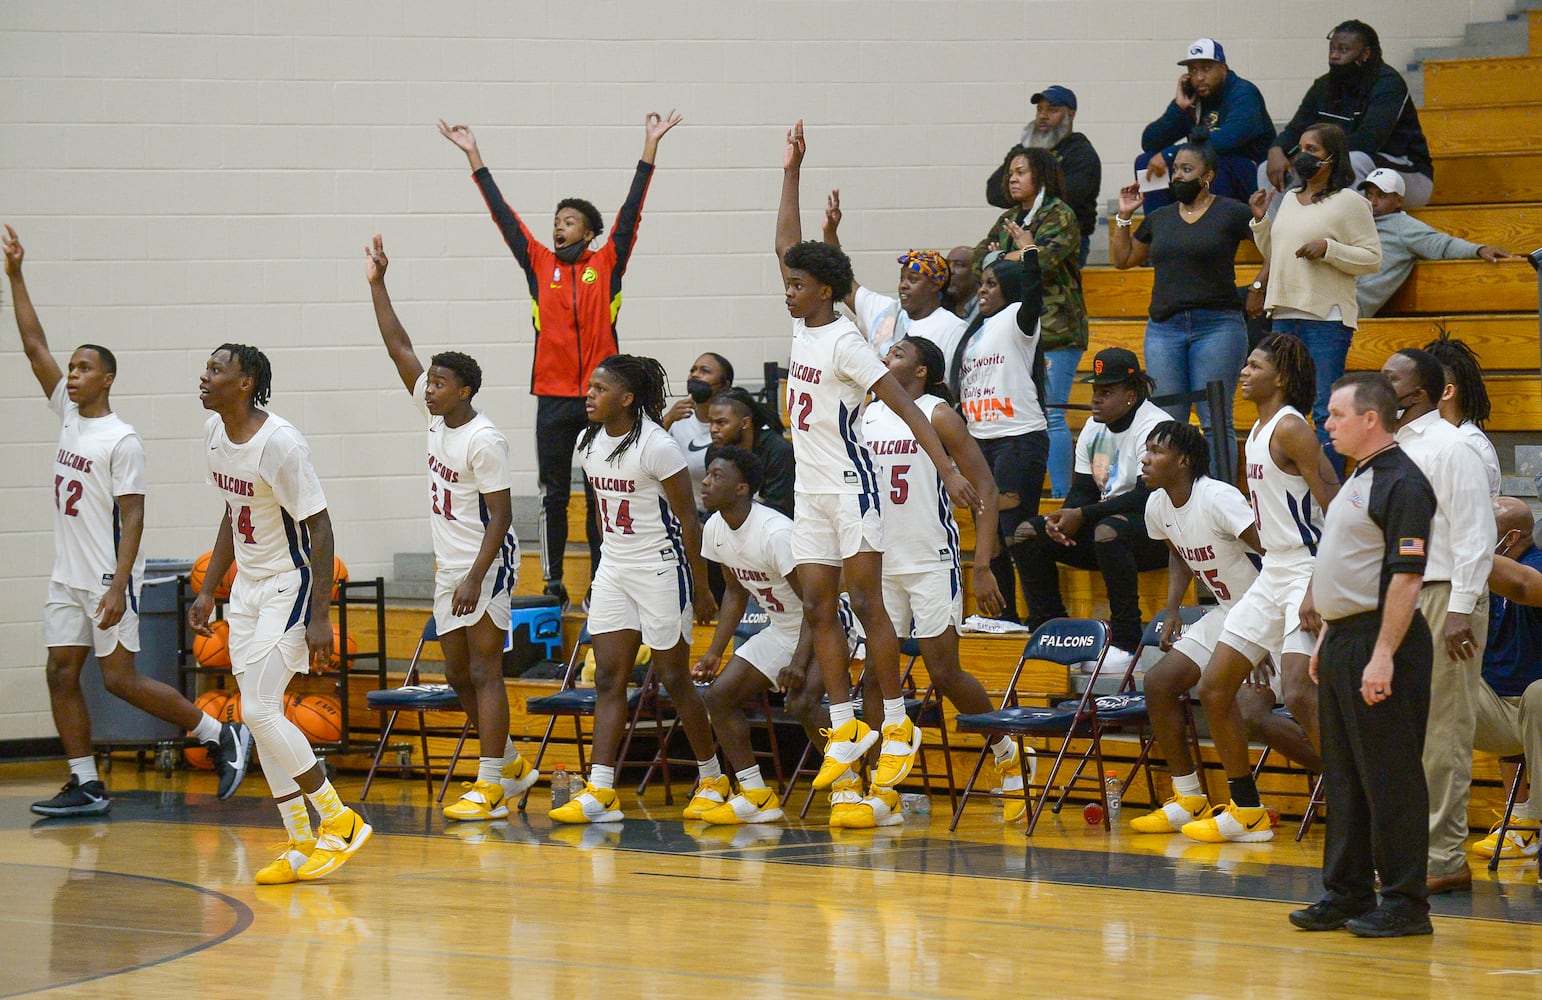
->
<box><xmin>437</xmin><ymin>118</ymin><xmax>486</xmax><ymax>172</ymax></box>
<box><xmin>1109</xmin><ymin>187</ymin><xmax>1150</xmax><ymax>270</ymax></box>
<box><xmin>2</xmin><ymin>226</ymin><xmax>64</xmax><ymax>399</ymax></box>
<box><xmin>820</xmin><ymin>188</ymin><xmax>859</xmax><ymax>308</ymax></box>
<box><xmin>365</xmin><ymin>234</ymin><xmax>425</xmax><ymax>394</ymax></box>
<box><xmin>639</xmin><ymin>109</ymin><xmax>682</xmax><ymax>166</ymax></box>
<box><xmin>931</xmin><ymin>404</ymin><xmax>1003</xmax><ymax>616</ymax></box>
<box><xmin>775</xmin><ymin>120</ymin><xmax>807</xmax><ymax>273</ymax></box>
<box><xmin>441</xmin><ymin>120</ymin><xmax>537</xmax><ymax>274</ymax></box>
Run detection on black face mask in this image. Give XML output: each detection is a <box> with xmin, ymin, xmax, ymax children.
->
<box><xmin>554</xmin><ymin>240</ymin><xmax>587</xmax><ymax>264</ymax></box>
<box><xmin>686</xmin><ymin>378</ymin><xmax>715</xmax><ymax>404</ymax></box>
<box><xmin>1292</xmin><ymin>151</ymin><xmax>1330</xmax><ymax>182</ymax></box>
<box><xmin>1169</xmin><ymin>177</ymin><xmax>1204</xmax><ymax>205</ymax></box>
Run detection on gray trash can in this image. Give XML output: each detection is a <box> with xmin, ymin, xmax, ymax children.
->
<box><xmin>80</xmin><ymin>562</ymin><xmax>188</xmax><ymax>748</ymax></box>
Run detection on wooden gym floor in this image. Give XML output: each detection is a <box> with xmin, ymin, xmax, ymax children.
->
<box><xmin>2</xmin><ymin>758</ymin><xmax>1539</xmax><ymax>999</ymax></box>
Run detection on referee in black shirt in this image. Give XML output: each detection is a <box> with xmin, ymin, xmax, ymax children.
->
<box><xmin>1291</xmin><ymin>373</ymin><xmax>1437</xmax><ymax>938</ymax></box>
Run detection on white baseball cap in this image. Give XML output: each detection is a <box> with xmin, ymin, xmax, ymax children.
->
<box><xmin>1358</xmin><ymin>168</ymin><xmax>1406</xmax><ymax>196</ymax></box>
<box><xmin>1179</xmin><ymin>38</ymin><xmax>1227</xmax><ymax>64</ymax></box>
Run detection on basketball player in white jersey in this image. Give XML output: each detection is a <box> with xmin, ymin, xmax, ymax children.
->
<box><xmin>366</xmin><ymin>235</ymin><xmax>537</xmax><ymax>823</ymax></box>
<box><xmin>189</xmin><ymin>344</ymin><xmax>370</xmax><ymax>882</ymax></box>
<box><xmin>1184</xmin><ymin>334</ymin><xmax>1337</xmax><ymax>843</ymax></box>
<box><xmin>777</xmin><ymin>121</ymin><xmax>982</xmax><ymax>803</ymax></box>
<box><xmin>550</xmin><ymin>354</ymin><xmax>720</xmax><ymax>824</ymax></box>
<box><xmin>4</xmin><ymin>226</ymin><xmax>250</xmax><ymax>817</ymax></box>
<box><xmin>856</xmin><ymin>335</ymin><xmax>1033</xmax><ymax>825</ymax></box>
<box><xmin>1130</xmin><ymin>421</ymin><xmax>1270</xmax><ymax>833</ymax></box>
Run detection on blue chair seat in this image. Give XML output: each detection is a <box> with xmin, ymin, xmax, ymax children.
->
<box><xmin>366</xmin><ymin>684</ymin><xmax>463</xmax><ymax>710</ymax></box>
<box><xmin>1052</xmin><ymin>693</ymin><xmax>1149</xmax><ymax>722</ymax></box>
<box><xmin>955</xmin><ymin>705</ymin><xmax>1087</xmax><ymax>734</ymax></box>
<box><xmin>527</xmin><ymin>687</ymin><xmax>642</xmax><ymax>714</ymax></box>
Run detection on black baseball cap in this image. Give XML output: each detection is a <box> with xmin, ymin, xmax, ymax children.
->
<box><xmin>1081</xmin><ymin>347</ymin><xmax>1143</xmax><ymax>385</ymax></box>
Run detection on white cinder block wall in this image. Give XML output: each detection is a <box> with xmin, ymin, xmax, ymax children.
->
<box><xmin>0</xmin><ymin>0</ymin><xmax>1513</xmax><ymax>740</ymax></box>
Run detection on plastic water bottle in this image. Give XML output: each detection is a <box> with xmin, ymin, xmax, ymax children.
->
<box><xmin>899</xmin><ymin>793</ymin><xmax>931</xmax><ymax>816</ymax></box>
<box><xmin>551</xmin><ymin>763</ymin><xmax>571</xmax><ymax>809</ymax></box>
<box><xmin>570</xmin><ymin>770</ymin><xmax>586</xmax><ymax>797</ymax></box>
<box><xmin>1104</xmin><ymin>770</ymin><xmax>1122</xmax><ymax>821</ymax></box>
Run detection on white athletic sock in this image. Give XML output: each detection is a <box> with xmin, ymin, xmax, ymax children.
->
<box><xmin>1172</xmin><ymin>771</ymin><xmax>1204</xmax><ymax>798</ymax></box>
<box><xmin>68</xmin><ymin>756</ymin><xmax>98</xmax><ymax>785</ymax></box>
<box><xmin>192</xmin><ymin>713</ymin><xmax>223</xmax><ymax>745</ymax></box>
<box><xmin>477</xmin><ymin>757</ymin><xmax>501</xmax><ymax>784</ymax></box>
<box><xmin>501</xmin><ymin>736</ymin><xmax>519</xmax><ymax>766</ymax></box>
<box><xmin>278</xmin><ymin>796</ymin><xmax>313</xmax><ymax>842</ymax></box>
<box><xmin>882</xmin><ymin>697</ymin><xmax>907</xmax><ymax>729</ymax></box>
<box><xmin>829</xmin><ymin>701</ymin><xmax>856</xmax><ymax>730</ymax></box>
<box><xmin>736</xmin><ymin>765</ymin><xmax>766</xmax><ymax>792</ymax></box>
<box><xmin>306</xmin><ymin>779</ymin><xmax>348</xmax><ymax>823</ymax></box>
<box><xmin>991</xmin><ymin>736</ymin><xmax>1016</xmax><ymax>764</ymax></box>
<box><xmin>590</xmin><ymin>764</ymin><xmax>616</xmax><ymax>790</ymax></box>
<box><xmin>696</xmin><ymin>757</ymin><xmax>722</xmax><ymax>782</ymax></box>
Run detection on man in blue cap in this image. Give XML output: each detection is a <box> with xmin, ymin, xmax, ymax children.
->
<box><xmin>987</xmin><ymin>85</ymin><xmax>1101</xmax><ymax>267</ymax></box>
<box><xmin>1136</xmin><ymin>38</ymin><xmax>1275</xmax><ymax>212</ymax></box>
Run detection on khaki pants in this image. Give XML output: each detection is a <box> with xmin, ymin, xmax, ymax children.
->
<box><xmin>1473</xmin><ymin>677</ymin><xmax>1542</xmax><ymax>823</ymax></box>
<box><xmin>1419</xmin><ymin>583</ymin><xmax>1488</xmax><ymax>877</ymax></box>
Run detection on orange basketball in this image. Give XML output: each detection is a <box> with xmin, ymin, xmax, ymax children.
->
<box><xmin>329</xmin><ymin>556</ymin><xmax>349</xmax><ymax>599</ymax></box>
<box><xmin>183</xmin><ymin>689</ymin><xmax>229</xmax><ymax>770</ymax></box>
<box><xmin>220</xmin><ymin>691</ymin><xmax>243</xmax><ymax>724</ymax></box>
<box><xmin>193</xmin><ymin>619</ymin><xmax>231</xmax><ymax>669</ymax></box>
<box><xmin>321</xmin><ymin>623</ymin><xmax>359</xmax><ymax>672</ymax></box>
<box><xmin>288</xmin><ymin>695</ymin><xmax>342</xmax><ymax>744</ymax></box>
<box><xmin>189</xmin><ymin>551</ymin><xmax>235</xmax><ymax>600</ymax></box>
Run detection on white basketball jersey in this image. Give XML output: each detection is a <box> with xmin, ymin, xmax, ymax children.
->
<box><xmin>862</xmin><ymin>395</ymin><xmax>961</xmax><ymax>576</ymax></box>
<box><xmin>1245</xmin><ymin>405</ymin><xmax>1322</xmax><ymax>558</ymax></box>
<box><xmin>1145</xmin><ymin>476</ymin><xmax>1260</xmax><ymax>611</ymax></box>
<box><xmin>786</xmin><ymin>315</ymin><xmax>889</xmax><ymax>499</ymax></box>
<box><xmin>412</xmin><ymin>374</ymin><xmax>518</xmax><ymax>581</ymax></box>
<box><xmin>580</xmin><ymin>418</ymin><xmax>688</xmax><ymax>569</ymax></box>
<box><xmin>701</xmin><ymin>503</ymin><xmax>803</xmax><ymax>635</ymax></box>
<box><xmin>47</xmin><ymin>382</ymin><xmax>146</xmax><ymax>592</ymax></box>
<box><xmin>204</xmin><ymin>412</ymin><xmax>328</xmax><ymax>581</ymax></box>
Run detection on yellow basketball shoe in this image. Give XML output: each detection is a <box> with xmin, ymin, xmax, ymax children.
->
<box><xmin>843</xmin><ymin>785</ymin><xmax>904</xmax><ymax>829</ymax></box>
<box><xmin>1473</xmin><ymin>815</ymin><xmax>1540</xmax><ymax>859</ymax></box>
<box><xmin>813</xmin><ymin>720</ymin><xmax>879</xmax><ymax>789</ymax></box>
<box><xmin>1130</xmin><ymin>793</ymin><xmax>1210</xmax><ymax>834</ymax></box>
<box><xmin>500</xmin><ymin>756</ymin><xmax>540</xmax><ymax>801</ymax></box>
<box><xmin>297</xmin><ymin>808</ymin><xmax>373</xmax><ymax>880</ymax></box>
<box><xmin>443</xmin><ymin>780</ymin><xmax>508</xmax><ymax>822</ymax></box>
<box><xmin>872</xmin><ymin>718</ymin><xmax>924</xmax><ymax>788</ymax></box>
<box><xmin>700</xmin><ymin>787</ymin><xmax>785</xmax><ymax>826</ymax></box>
<box><xmin>1180</xmin><ymin>801</ymin><xmax>1274</xmax><ymax>844</ymax></box>
<box><xmin>682</xmin><ymin>775</ymin><xmax>731</xmax><ymax>820</ymax></box>
<box><xmin>255</xmin><ymin>839</ymin><xmax>315</xmax><ymax>885</ymax></box>
<box><xmin>549</xmin><ymin>783</ymin><xmax>624</xmax><ymax>824</ymax></box>
<box><xmin>828</xmin><ymin>776</ymin><xmax>864</xmax><ymax>828</ymax></box>
<box><xmin>996</xmin><ymin>747</ymin><xmax>1031</xmax><ymax>823</ymax></box>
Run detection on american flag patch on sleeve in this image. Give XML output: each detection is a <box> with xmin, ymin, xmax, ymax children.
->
<box><xmin>1399</xmin><ymin>537</ymin><xmax>1426</xmax><ymax>557</ymax></box>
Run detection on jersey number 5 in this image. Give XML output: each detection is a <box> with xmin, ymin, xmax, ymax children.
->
<box><xmin>53</xmin><ymin>475</ymin><xmax>83</xmax><ymax>517</ymax></box>
<box><xmin>1198</xmin><ymin>567</ymin><xmax>1230</xmax><ymax>602</ymax></box>
<box><xmin>889</xmin><ymin>465</ymin><xmax>910</xmax><ymax>504</ymax></box>
<box><xmin>599</xmin><ymin>497</ymin><xmax>634</xmax><ymax>535</ymax></box>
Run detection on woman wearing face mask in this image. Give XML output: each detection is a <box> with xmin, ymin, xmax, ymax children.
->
<box><xmin>970</xmin><ymin>146</ymin><xmax>1087</xmax><ymax>500</ymax></box>
<box><xmin>1248</xmin><ymin>123</ymin><xmax>1381</xmax><ymax>474</ymax></box>
<box><xmin>1111</xmin><ymin>133</ymin><xmax>1256</xmax><ymax>485</ymax></box>
<box><xmin>663</xmin><ymin>352</ymin><xmax>735</xmax><ymax>507</ymax></box>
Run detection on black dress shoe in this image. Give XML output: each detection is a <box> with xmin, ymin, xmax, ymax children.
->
<box><xmin>1345</xmin><ymin>907</ymin><xmax>1434</xmax><ymax>938</ymax></box>
<box><xmin>1288</xmin><ymin>898</ymin><xmax>1373</xmax><ymax>931</ymax></box>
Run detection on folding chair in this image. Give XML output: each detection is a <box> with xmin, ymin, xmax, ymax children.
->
<box><xmin>1249</xmin><ymin>707</ymin><xmax>1325</xmax><ymax>842</ymax></box>
<box><xmin>950</xmin><ymin>618</ymin><xmax>1114</xmax><ymax>834</ymax></box>
<box><xmin>894</xmin><ymin>637</ymin><xmax>960</xmax><ymax>814</ymax></box>
<box><xmin>360</xmin><ymin>616</ymin><xmax>473</xmax><ymax>803</ymax></box>
<box><xmin>1486</xmin><ymin>755</ymin><xmax>1532</xmax><ymax>873</ymax></box>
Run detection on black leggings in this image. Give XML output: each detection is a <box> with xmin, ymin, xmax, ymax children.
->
<box><xmin>535</xmin><ymin>396</ymin><xmax>601</xmax><ymax>585</ymax></box>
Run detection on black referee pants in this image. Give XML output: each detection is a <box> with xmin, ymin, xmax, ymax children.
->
<box><xmin>1318</xmin><ymin>610</ymin><xmax>1433</xmax><ymax>916</ymax></box>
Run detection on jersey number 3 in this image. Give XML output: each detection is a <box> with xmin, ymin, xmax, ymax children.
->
<box><xmin>53</xmin><ymin>476</ymin><xmax>83</xmax><ymax>517</ymax></box>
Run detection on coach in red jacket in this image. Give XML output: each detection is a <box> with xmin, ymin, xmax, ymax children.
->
<box><xmin>440</xmin><ymin>111</ymin><xmax>682</xmax><ymax>608</ymax></box>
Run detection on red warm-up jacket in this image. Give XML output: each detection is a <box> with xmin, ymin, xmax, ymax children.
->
<box><xmin>473</xmin><ymin>161</ymin><xmax>653</xmax><ymax>397</ymax></box>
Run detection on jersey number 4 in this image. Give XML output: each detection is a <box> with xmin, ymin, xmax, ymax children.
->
<box><xmin>599</xmin><ymin>497</ymin><xmax>634</xmax><ymax>535</ymax></box>
<box><xmin>53</xmin><ymin>476</ymin><xmax>83</xmax><ymax>517</ymax></box>
<box><xmin>234</xmin><ymin>505</ymin><xmax>257</xmax><ymax>544</ymax></box>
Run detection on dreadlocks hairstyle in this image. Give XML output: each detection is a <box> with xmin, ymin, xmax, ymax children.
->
<box><xmin>1394</xmin><ymin>347</ymin><xmax>1449</xmax><ymax>409</ymax></box>
<box><xmin>782</xmin><ymin>240</ymin><xmax>854</xmax><ymax>303</ymax></box>
<box><xmin>1298</xmin><ymin>124</ymin><xmax>1357</xmax><ymax>201</ymax></box>
<box><xmin>76</xmin><ymin>343</ymin><xmax>118</xmax><ymax>376</ymax></box>
<box><xmin>998</xmin><ymin>145</ymin><xmax>1067</xmax><ymax>205</ymax></box>
<box><xmin>556</xmin><ymin>197</ymin><xmax>603</xmax><ymax>238</ymax></box>
<box><xmin>1331</xmin><ymin>20</ymin><xmax>1384</xmax><ymax>67</ymax></box>
<box><xmin>429</xmin><ymin>350</ymin><xmax>483</xmax><ymax>398</ymax></box>
<box><xmin>579</xmin><ymin>353</ymin><xmax>669</xmax><ymax>462</ymax></box>
<box><xmin>1148</xmin><ymin>419</ymin><xmax>1211</xmax><ymax>480</ymax></box>
<box><xmin>900</xmin><ymin>335</ymin><xmax>954</xmax><ymax>407</ymax></box>
<box><xmin>711</xmin><ymin>386</ymin><xmax>784</xmax><ymax>436</ymax></box>
<box><xmin>1423</xmin><ymin>334</ymin><xmax>1490</xmax><ymax>427</ymax></box>
<box><xmin>1255</xmin><ymin>333</ymin><xmax>1317</xmax><ymax>415</ymax></box>
<box><xmin>702</xmin><ymin>443</ymin><xmax>764</xmax><ymax>496</ymax></box>
<box><xmin>216</xmin><ymin>343</ymin><xmax>273</xmax><ymax>407</ymax></box>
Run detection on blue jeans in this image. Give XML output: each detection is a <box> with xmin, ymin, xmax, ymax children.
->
<box><xmin>1043</xmin><ymin>347</ymin><xmax>1083</xmax><ymax>498</ymax></box>
<box><xmin>1143</xmin><ymin>308</ymin><xmax>1247</xmax><ymax>485</ymax></box>
<box><xmin>1269</xmin><ymin>318</ymin><xmax>1353</xmax><ymax>476</ymax></box>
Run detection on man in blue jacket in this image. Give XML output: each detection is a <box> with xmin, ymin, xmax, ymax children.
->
<box><xmin>1136</xmin><ymin>38</ymin><xmax>1276</xmax><ymax>212</ymax></box>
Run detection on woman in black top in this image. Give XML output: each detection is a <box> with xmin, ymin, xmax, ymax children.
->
<box><xmin>1110</xmin><ymin>137</ymin><xmax>1255</xmax><ymax>484</ymax></box>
